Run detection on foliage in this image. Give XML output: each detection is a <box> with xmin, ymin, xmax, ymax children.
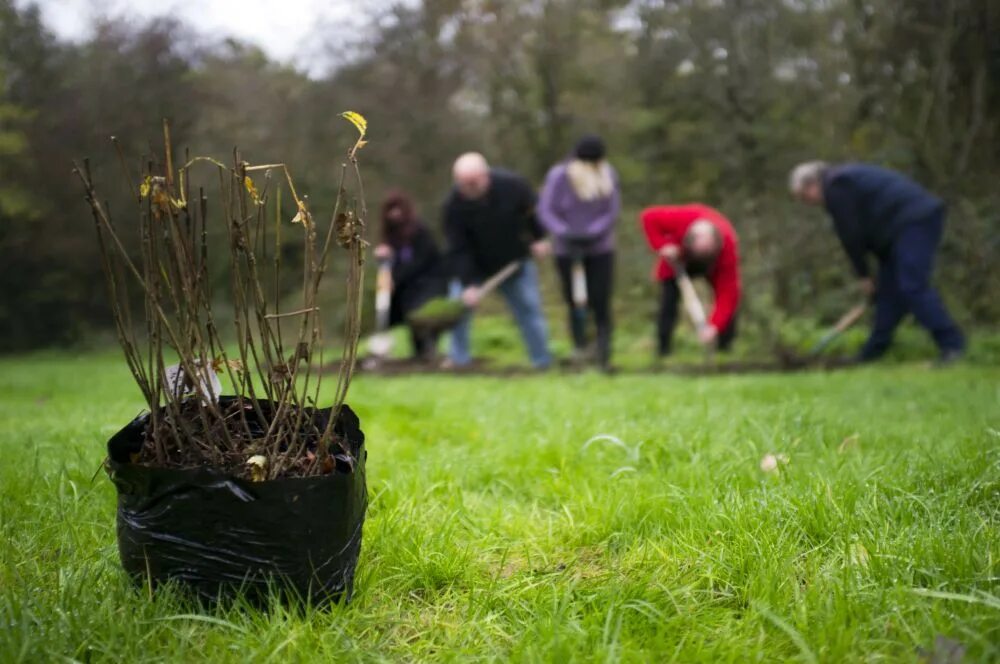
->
<box><xmin>406</xmin><ymin>296</ymin><xmax>466</xmax><ymax>332</ymax></box>
<box><xmin>1</xmin><ymin>353</ymin><xmax>998</xmax><ymax>659</ymax></box>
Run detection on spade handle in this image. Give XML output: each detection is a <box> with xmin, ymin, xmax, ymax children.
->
<box><xmin>478</xmin><ymin>261</ymin><xmax>522</xmax><ymax>297</ymax></box>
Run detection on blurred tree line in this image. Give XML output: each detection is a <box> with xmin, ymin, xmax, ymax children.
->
<box><xmin>1</xmin><ymin>0</ymin><xmax>997</xmax><ymax>351</ymax></box>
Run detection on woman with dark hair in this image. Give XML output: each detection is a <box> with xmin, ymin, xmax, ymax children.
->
<box><xmin>373</xmin><ymin>190</ymin><xmax>447</xmax><ymax>360</ymax></box>
<box><xmin>538</xmin><ymin>135</ymin><xmax>620</xmax><ymax>369</ymax></box>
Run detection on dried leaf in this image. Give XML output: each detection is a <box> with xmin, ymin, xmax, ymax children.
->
<box><xmin>291</xmin><ymin>200</ymin><xmax>310</xmax><ymax>225</ymax></box>
<box><xmin>246</xmin><ymin>455</ymin><xmax>267</xmax><ymax>482</ymax></box>
<box><xmin>244</xmin><ymin>176</ymin><xmax>261</xmax><ymax>204</ymax></box>
<box><xmin>144</xmin><ymin>176</ymin><xmax>172</xmax><ymax>219</ymax></box>
<box><xmin>269</xmin><ymin>363</ymin><xmax>291</xmax><ymax>386</ymax></box>
<box><xmin>288</xmin><ymin>342</ymin><xmax>310</xmax><ymax>365</ymax></box>
<box><xmin>335</xmin><ymin>211</ymin><xmax>359</xmax><ymax>248</ymax></box>
<box><xmin>340</xmin><ymin>111</ymin><xmax>367</xmax><ymax>137</ymax></box>
<box><xmin>340</xmin><ymin>111</ymin><xmax>369</xmax><ymax>156</ymax></box>
<box><xmin>210</xmin><ymin>356</ymin><xmax>245</xmax><ymax>374</ymax></box>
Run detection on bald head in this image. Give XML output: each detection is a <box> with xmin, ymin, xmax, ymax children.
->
<box><xmin>684</xmin><ymin>219</ymin><xmax>723</xmax><ymax>260</ymax></box>
<box><xmin>453</xmin><ymin>152</ymin><xmax>491</xmax><ymax>200</ymax></box>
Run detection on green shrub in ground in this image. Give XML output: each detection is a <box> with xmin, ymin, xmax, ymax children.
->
<box><xmin>406</xmin><ymin>297</ymin><xmax>466</xmax><ymax>332</ymax></box>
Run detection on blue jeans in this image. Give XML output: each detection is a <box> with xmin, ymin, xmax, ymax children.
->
<box><xmin>449</xmin><ymin>261</ymin><xmax>552</xmax><ymax>368</ymax></box>
<box><xmin>862</xmin><ymin>211</ymin><xmax>965</xmax><ymax>360</ymax></box>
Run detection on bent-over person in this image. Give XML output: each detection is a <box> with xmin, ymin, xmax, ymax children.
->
<box><xmin>640</xmin><ymin>204</ymin><xmax>741</xmax><ymax>356</ymax></box>
<box><xmin>789</xmin><ymin>161</ymin><xmax>965</xmax><ymax>363</ymax></box>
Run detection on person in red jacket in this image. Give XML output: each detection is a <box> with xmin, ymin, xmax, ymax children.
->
<box><xmin>640</xmin><ymin>204</ymin><xmax>741</xmax><ymax>355</ymax></box>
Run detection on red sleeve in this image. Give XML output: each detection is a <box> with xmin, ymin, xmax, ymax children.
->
<box><xmin>708</xmin><ymin>236</ymin><xmax>741</xmax><ymax>330</ymax></box>
<box><xmin>640</xmin><ymin>207</ymin><xmax>690</xmax><ymax>252</ymax></box>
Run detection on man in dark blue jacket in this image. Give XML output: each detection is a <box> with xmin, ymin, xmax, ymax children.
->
<box><xmin>789</xmin><ymin>161</ymin><xmax>965</xmax><ymax>362</ymax></box>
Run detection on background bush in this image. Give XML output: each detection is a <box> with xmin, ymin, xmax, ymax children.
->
<box><xmin>1</xmin><ymin>0</ymin><xmax>997</xmax><ymax>351</ymax></box>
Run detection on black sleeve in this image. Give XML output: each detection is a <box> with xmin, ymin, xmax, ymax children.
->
<box><xmin>443</xmin><ymin>197</ymin><xmax>478</xmax><ymax>286</ymax></box>
<box><xmin>826</xmin><ymin>179</ymin><xmax>870</xmax><ymax>278</ymax></box>
<box><xmin>517</xmin><ymin>176</ymin><xmax>545</xmax><ymax>241</ymax></box>
<box><xmin>392</xmin><ymin>226</ymin><xmax>441</xmax><ymax>286</ymax></box>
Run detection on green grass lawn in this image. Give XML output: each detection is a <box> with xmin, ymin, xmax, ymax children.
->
<box><xmin>1</xmin><ymin>351</ymin><xmax>998</xmax><ymax>662</ymax></box>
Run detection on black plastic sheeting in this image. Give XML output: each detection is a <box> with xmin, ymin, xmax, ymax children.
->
<box><xmin>105</xmin><ymin>400</ymin><xmax>367</xmax><ymax>607</ymax></box>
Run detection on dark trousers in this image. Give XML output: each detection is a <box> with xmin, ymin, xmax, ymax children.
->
<box><xmin>555</xmin><ymin>252</ymin><xmax>614</xmax><ymax>366</ymax></box>
<box><xmin>409</xmin><ymin>327</ymin><xmax>439</xmax><ymax>361</ymax></box>
<box><xmin>657</xmin><ymin>278</ymin><xmax>737</xmax><ymax>356</ymax></box>
<box><xmin>862</xmin><ymin>212</ymin><xmax>965</xmax><ymax>360</ymax></box>
<box><xmin>391</xmin><ymin>288</ymin><xmax>441</xmax><ymax>362</ymax></box>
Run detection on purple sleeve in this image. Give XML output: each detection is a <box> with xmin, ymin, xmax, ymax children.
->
<box><xmin>584</xmin><ymin>170</ymin><xmax>621</xmax><ymax>237</ymax></box>
<box><xmin>537</xmin><ymin>166</ymin><xmax>569</xmax><ymax>236</ymax></box>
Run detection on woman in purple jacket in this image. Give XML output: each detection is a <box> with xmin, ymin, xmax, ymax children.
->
<box><xmin>538</xmin><ymin>135</ymin><xmax>621</xmax><ymax>369</ymax></box>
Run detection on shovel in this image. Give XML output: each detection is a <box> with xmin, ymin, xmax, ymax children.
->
<box><xmin>670</xmin><ymin>260</ymin><xmax>714</xmax><ymax>358</ymax></box>
<box><xmin>407</xmin><ymin>260</ymin><xmax>522</xmax><ymax>335</ymax></box>
<box><xmin>366</xmin><ymin>257</ymin><xmax>395</xmax><ymax>359</ymax></box>
<box><xmin>569</xmin><ymin>242</ymin><xmax>589</xmax><ymax>352</ymax></box>
<box><xmin>809</xmin><ymin>300</ymin><xmax>868</xmax><ymax>357</ymax></box>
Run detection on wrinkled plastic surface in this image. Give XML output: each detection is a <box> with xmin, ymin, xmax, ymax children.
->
<box><xmin>106</xmin><ymin>401</ymin><xmax>367</xmax><ymax>606</ymax></box>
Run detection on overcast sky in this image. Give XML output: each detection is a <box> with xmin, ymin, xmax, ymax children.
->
<box><xmin>24</xmin><ymin>0</ymin><xmax>372</xmax><ymax>74</ymax></box>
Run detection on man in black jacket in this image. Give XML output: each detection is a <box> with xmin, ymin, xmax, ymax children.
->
<box><xmin>443</xmin><ymin>152</ymin><xmax>552</xmax><ymax>368</ymax></box>
<box><xmin>790</xmin><ymin>161</ymin><xmax>965</xmax><ymax>362</ymax></box>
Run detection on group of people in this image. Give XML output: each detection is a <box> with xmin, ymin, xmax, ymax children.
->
<box><xmin>374</xmin><ymin>135</ymin><xmax>965</xmax><ymax>370</ymax></box>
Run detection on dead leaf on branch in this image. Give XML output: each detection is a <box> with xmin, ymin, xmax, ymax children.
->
<box><xmin>291</xmin><ymin>200</ymin><xmax>311</xmax><ymax>226</ymax></box>
<box><xmin>244</xmin><ymin>175</ymin><xmax>261</xmax><ymax>205</ymax></box>
<box><xmin>340</xmin><ymin>111</ymin><xmax>367</xmax><ymax>136</ymax></box>
<box><xmin>246</xmin><ymin>455</ymin><xmax>267</xmax><ymax>482</ymax></box>
<box><xmin>210</xmin><ymin>356</ymin><xmax>245</xmax><ymax>374</ymax></box>
<box><xmin>138</xmin><ymin>175</ymin><xmax>182</xmax><ymax>218</ymax></box>
<box><xmin>340</xmin><ymin>110</ymin><xmax>368</xmax><ymax>158</ymax></box>
<box><xmin>288</xmin><ymin>342</ymin><xmax>310</xmax><ymax>366</ymax></box>
<box><xmin>335</xmin><ymin>212</ymin><xmax>351</xmax><ymax>247</ymax></box>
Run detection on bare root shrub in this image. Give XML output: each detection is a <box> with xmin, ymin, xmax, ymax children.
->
<box><xmin>75</xmin><ymin>118</ymin><xmax>369</xmax><ymax>479</ymax></box>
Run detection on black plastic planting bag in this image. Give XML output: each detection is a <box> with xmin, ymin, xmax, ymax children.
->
<box><xmin>105</xmin><ymin>401</ymin><xmax>367</xmax><ymax>606</ymax></box>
